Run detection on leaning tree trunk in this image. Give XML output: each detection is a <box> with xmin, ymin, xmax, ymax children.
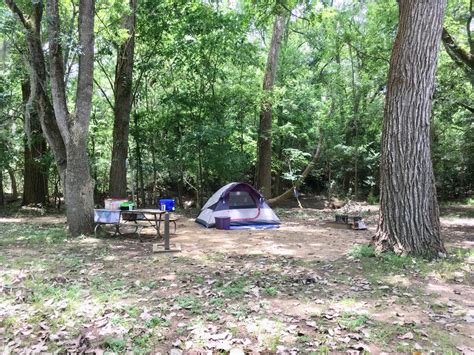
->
<box><xmin>47</xmin><ymin>0</ymin><xmax>95</xmax><ymax>236</ymax></box>
<box><xmin>268</xmin><ymin>128</ymin><xmax>324</xmax><ymax>207</ymax></box>
<box><xmin>373</xmin><ymin>0</ymin><xmax>447</xmax><ymax>258</ymax></box>
<box><xmin>256</xmin><ymin>13</ymin><xmax>286</xmax><ymax>199</ymax></box>
<box><xmin>109</xmin><ymin>0</ymin><xmax>137</xmax><ymax>198</ymax></box>
<box><xmin>5</xmin><ymin>0</ymin><xmax>68</xmax><ymax>195</ymax></box>
<box><xmin>21</xmin><ymin>81</ymin><xmax>48</xmax><ymax>205</ymax></box>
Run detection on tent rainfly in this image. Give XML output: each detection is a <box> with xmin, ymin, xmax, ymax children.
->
<box><xmin>195</xmin><ymin>182</ymin><xmax>280</xmax><ymax>228</ymax></box>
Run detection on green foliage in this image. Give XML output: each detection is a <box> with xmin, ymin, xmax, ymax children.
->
<box><xmin>0</xmin><ymin>0</ymin><xmax>471</xmax><ymax>203</ymax></box>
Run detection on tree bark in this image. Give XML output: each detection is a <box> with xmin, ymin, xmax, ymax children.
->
<box><xmin>7</xmin><ymin>168</ymin><xmax>18</xmax><ymax>201</ymax></box>
<box><xmin>46</xmin><ymin>0</ymin><xmax>95</xmax><ymax>236</ymax></box>
<box><xmin>268</xmin><ymin>129</ymin><xmax>323</xmax><ymax>206</ymax></box>
<box><xmin>256</xmin><ymin>13</ymin><xmax>286</xmax><ymax>199</ymax></box>
<box><xmin>0</xmin><ymin>171</ymin><xmax>4</xmax><ymax>205</ymax></box>
<box><xmin>373</xmin><ymin>0</ymin><xmax>447</xmax><ymax>258</ymax></box>
<box><xmin>109</xmin><ymin>0</ymin><xmax>137</xmax><ymax>198</ymax></box>
<box><xmin>21</xmin><ymin>81</ymin><xmax>48</xmax><ymax>205</ymax></box>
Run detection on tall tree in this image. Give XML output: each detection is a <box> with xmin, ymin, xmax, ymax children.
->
<box><xmin>0</xmin><ymin>171</ymin><xmax>4</xmax><ymax>205</ymax></box>
<box><xmin>373</xmin><ymin>0</ymin><xmax>447</xmax><ymax>257</ymax></box>
<box><xmin>256</xmin><ymin>12</ymin><xmax>287</xmax><ymax>198</ymax></box>
<box><xmin>46</xmin><ymin>0</ymin><xmax>95</xmax><ymax>236</ymax></box>
<box><xmin>109</xmin><ymin>0</ymin><xmax>137</xmax><ymax>198</ymax></box>
<box><xmin>4</xmin><ymin>0</ymin><xmax>67</xmax><ymax>187</ymax></box>
<box><xmin>21</xmin><ymin>81</ymin><xmax>48</xmax><ymax>205</ymax></box>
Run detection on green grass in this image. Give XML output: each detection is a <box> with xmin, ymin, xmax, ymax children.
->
<box><xmin>0</xmin><ymin>223</ymin><xmax>67</xmax><ymax>246</ymax></box>
<box><xmin>176</xmin><ymin>296</ymin><xmax>202</xmax><ymax>314</ymax></box>
<box><xmin>349</xmin><ymin>244</ymin><xmax>376</xmax><ymax>258</ymax></box>
<box><xmin>338</xmin><ymin>312</ymin><xmax>369</xmax><ymax>331</ymax></box>
<box><xmin>104</xmin><ymin>337</ymin><xmax>127</xmax><ymax>352</ymax></box>
<box><xmin>218</xmin><ymin>277</ymin><xmax>248</xmax><ymax>297</ymax></box>
<box><xmin>264</xmin><ymin>287</ymin><xmax>278</xmax><ymax>297</ymax></box>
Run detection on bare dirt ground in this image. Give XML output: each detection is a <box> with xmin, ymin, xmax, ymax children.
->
<box><xmin>0</xmin><ymin>203</ymin><xmax>473</xmax><ymax>353</ymax></box>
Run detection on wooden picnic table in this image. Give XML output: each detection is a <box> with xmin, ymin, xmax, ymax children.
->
<box><xmin>123</xmin><ymin>209</ymin><xmax>174</xmax><ymax>238</ymax></box>
<box><xmin>94</xmin><ymin>208</ymin><xmax>177</xmax><ymax>239</ymax></box>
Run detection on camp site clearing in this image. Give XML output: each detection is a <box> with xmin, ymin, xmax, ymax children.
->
<box><xmin>0</xmin><ymin>201</ymin><xmax>472</xmax><ymax>353</ymax></box>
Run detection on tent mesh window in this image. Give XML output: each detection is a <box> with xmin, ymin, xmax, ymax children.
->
<box><xmin>228</xmin><ymin>191</ymin><xmax>256</xmax><ymax>209</ymax></box>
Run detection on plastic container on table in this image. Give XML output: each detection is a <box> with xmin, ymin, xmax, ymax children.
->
<box><xmin>215</xmin><ymin>216</ymin><xmax>231</xmax><ymax>230</ymax></box>
<box><xmin>120</xmin><ymin>201</ymin><xmax>135</xmax><ymax>211</ymax></box>
<box><xmin>158</xmin><ymin>199</ymin><xmax>175</xmax><ymax>211</ymax></box>
<box><xmin>105</xmin><ymin>198</ymin><xmax>128</xmax><ymax>210</ymax></box>
<box><xmin>94</xmin><ymin>210</ymin><xmax>121</xmax><ymax>224</ymax></box>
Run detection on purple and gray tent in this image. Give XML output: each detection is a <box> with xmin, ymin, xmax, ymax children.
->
<box><xmin>195</xmin><ymin>182</ymin><xmax>280</xmax><ymax>228</ymax></box>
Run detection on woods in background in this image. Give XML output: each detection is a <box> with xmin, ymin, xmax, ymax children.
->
<box><xmin>0</xmin><ymin>0</ymin><xmax>473</xmax><ymax>243</ymax></box>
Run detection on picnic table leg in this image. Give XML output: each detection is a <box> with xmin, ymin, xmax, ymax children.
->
<box><xmin>164</xmin><ymin>212</ymin><xmax>170</xmax><ymax>250</ymax></box>
<box><xmin>156</xmin><ymin>213</ymin><xmax>163</xmax><ymax>238</ymax></box>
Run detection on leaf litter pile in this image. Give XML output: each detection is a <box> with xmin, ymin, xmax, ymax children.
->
<box><xmin>0</xmin><ymin>208</ymin><xmax>473</xmax><ymax>354</ymax></box>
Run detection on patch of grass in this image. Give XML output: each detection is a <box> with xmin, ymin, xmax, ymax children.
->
<box><xmin>209</xmin><ymin>297</ymin><xmax>225</xmax><ymax>308</ymax></box>
<box><xmin>133</xmin><ymin>333</ymin><xmax>152</xmax><ymax>350</ymax></box>
<box><xmin>264</xmin><ymin>287</ymin><xmax>278</xmax><ymax>297</ymax></box>
<box><xmin>219</xmin><ymin>278</ymin><xmax>248</xmax><ymax>297</ymax></box>
<box><xmin>195</xmin><ymin>275</ymin><xmax>205</xmax><ymax>284</ymax></box>
<box><xmin>297</xmin><ymin>334</ymin><xmax>312</xmax><ymax>343</ymax></box>
<box><xmin>0</xmin><ymin>223</ymin><xmax>67</xmax><ymax>246</ymax></box>
<box><xmin>349</xmin><ymin>245</ymin><xmax>376</xmax><ymax>258</ymax></box>
<box><xmin>176</xmin><ymin>296</ymin><xmax>202</xmax><ymax>314</ymax></box>
<box><xmin>145</xmin><ymin>316</ymin><xmax>170</xmax><ymax>328</ymax></box>
<box><xmin>206</xmin><ymin>313</ymin><xmax>219</xmax><ymax>321</ymax></box>
<box><xmin>338</xmin><ymin>312</ymin><xmax>369</xmax><ymax>331</ymax></box>
<box><xmin>104</xmin><ymin>337</ymin><xmax>127</xmax><ymax>352</ymax></box>
<box><xmin>264</xmin><ymin>334</ymin><xmax>281</xmax><ymax>352</ymax></box>
<box><xmin>339</xmin><ymin>298</ymin><xmax>357</xmax><ymax>306</ymax></box>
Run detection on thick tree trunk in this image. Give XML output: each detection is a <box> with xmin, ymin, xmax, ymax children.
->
<box><xmin>47</xmin><ymin>0</ymin><xmax>95</xmax><ymax>236</ymax></box>
<box><xmin>373</xmin><ymin>0</ymin><xmax>447</xmax><ymax>258</ymax></box>
<box><xmin>0</xmin><ymin>172</ymin><xmax>4</xmax><ymax>205</ymax></box>
<box><xmin>21</xmin><ymin>81</ymin><xmax>48</xmax><ymax>205</ymax></box>
<box><xmin>7</xmin><ymin>168</ymin><xmax>18</xmax><ymax>201</ymax></box>
<box><xmin>109</xmin><ymin>0</ymin><xmax>137</xmax><ymax>198</ymax></box>
<box><xmin>256</xmin><ymin>13</ymin><xmax>286</xmax><ymax>199</ymax></box>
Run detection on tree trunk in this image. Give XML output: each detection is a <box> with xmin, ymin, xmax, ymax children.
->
<box><xmin>268</xmin><ymin>129</ymin><xmax>323</xmax><ymax>206</ymax></box>
<box><xmin>5</xmin><ymin>0</ymin><xmax>68</xmax><ymax>191</ymax></box>
<box><xmin>21</xmin><ymin>81</ymin><xmax>48</xmax><ymax>205</ymax></box>
<box><xmin>0</xmin><ymin>171</ymin><xmax>4</xmax><ymax>205</ymax></box>
<box><xmin>47</xmin><ymin>0</ymin><xmax>95</xmax><ymax>236</ymax></box>
<box><xmin>109</xmin><ymin>0</ymin><xmax>137</xmax><ymax>198</ymax></box>
<box><xmin>256</xmin><ymin>13</ymin><xmax>286</xmax><ymax>199</ymax></box>
<box><xmin>7</xmin><ymin>168</ymin><xmax>18</xmax><ymax>201</ymax></box>
<box><xmin>373</xmin><ymin>0</ymin><xmax>447</xmax><ymax>258</ymax></box>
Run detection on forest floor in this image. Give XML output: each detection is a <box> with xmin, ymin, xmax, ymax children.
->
<box><xmin>0</xmin><ymin>201</ymin><xmax>473</xmax><ymax>354</ymax></box>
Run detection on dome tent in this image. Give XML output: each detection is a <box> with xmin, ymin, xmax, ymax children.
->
<box><xmin>195</xmin><ymin>182</ymin><xmax>280</xmax><ymax>228</ymax></box>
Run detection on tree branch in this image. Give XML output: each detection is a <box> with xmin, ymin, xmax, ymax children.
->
<box><xmin>93</xmin><ymin>77</ymin><xmax>115</xmax><ymax>111</ymax></box>
<box><xmin>441</xmin><ymin>27</ymin><xmax>474</xmax><ymax>70</ymax></box>
<box><xmin>4</xmin><ymin>0</ymin><xmax>30</xmax><ymax>30</ymax></box>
